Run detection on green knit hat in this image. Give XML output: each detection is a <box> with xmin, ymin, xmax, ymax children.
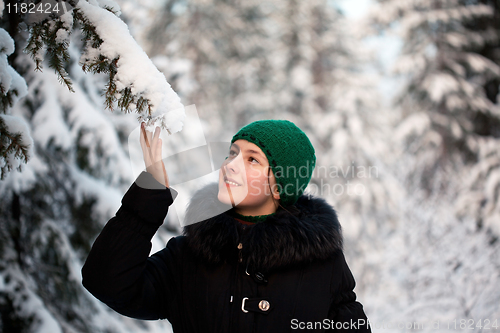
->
<box><xmin>231</xmin><ymin>120</ymin><xmax>316</xmax><ymax>206</ymax></box>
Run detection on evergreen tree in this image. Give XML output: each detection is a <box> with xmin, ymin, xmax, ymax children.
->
<box><xmin>1</xmin><ymin>0</ymin><xmax>184</xmax><ymax>180</ymax></box>
<box><xmin>0</xmin><ymin>1</ymin><xmax>30</xmax><ymax>180</ymax></box>
<box><xmin>366</xmin><ymin>0</ymin><xmax>500</xmax><ymax>235</ymax></box>
<box><xmin>454</xmin><ymin>0</ymin><xmax>500</xmax><ymax>240</ymax></box>
<box><xmin>0</xmin><ymin>0</ymin><xmax>182</xmax><ymax>331</ymax></box>
<box><xmin>368</xmin><ymin>0</ymin><xmax>500</xmax><ymax>192</ymax></box>
<box><xmin>365</xmin><ymin>0</ymin><xmax>500</xmax><ymax>323</ymax></box>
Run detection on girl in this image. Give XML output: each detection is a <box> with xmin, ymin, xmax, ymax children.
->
<box><xmin>82</xmin><ymin>120</ymin><xmax>371</xmax><ymax>332</ymax></box>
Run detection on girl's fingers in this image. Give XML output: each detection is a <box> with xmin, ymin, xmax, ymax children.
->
<box><xmin>152</xmin><ymin>127</ymin><xmax>161</xmax><ymax>160</ymax></box>
<box><xmin>140</xmin><ymin>123</ymin><xmax>156</xmax><ymax>166</ymax></box>
<box><xmin>147</xmin><ymin>128</ymin><xmax>153</xmax><ymax>147</ymax></box>
<box><xmin>153</xmin><ymin>126</ymin><xmax>160</xmax><ymax>141</ymax></box>
<box><xmin>154</xmin><ymin>128</ymin><xmax>160</xmax><ymax>154</ymax></box>
<box><xmin>155</xmin><ymin>138</ymin><xmax>163</xmax><ymax>162</ymax></box>
<box><xmin>140</xmin><ymin>123</ymin><xmax>145</xmax><ymax>146</ymax></box>
<box><xmin>139</xmin><ymin>124</ymin><xmax>168</xmax><ymax>186</ymax></box>
<box><xmin>140</xmin><ymin>126</ymin><xmax>148</xmax><ymax>153</ymax></box>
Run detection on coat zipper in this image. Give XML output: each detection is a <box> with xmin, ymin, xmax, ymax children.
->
<box><xmin>228</xmin><ymin>241</ymin><xmax>244</xmax><ymax>332</ymax></box>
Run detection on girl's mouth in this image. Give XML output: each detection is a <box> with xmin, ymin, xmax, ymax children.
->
<box><xmin>224</xmin><ymin>177</ymin><xmax>241</xmax><ymax>187</ymax></box>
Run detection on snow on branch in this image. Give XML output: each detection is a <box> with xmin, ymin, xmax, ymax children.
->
<box><xmin>24</xmin><ymin>0</ymin><xmax>185</xmax><ymax>134</ymax></box>
<box><xmin>0</xmin><ymin>29</ymin><xmax>28</xmax><ymax>112</ymax></box>
<box><xmin>0</xmin><ymin>27</ymin><xmax>30</xmax><ymax>180</ymax></box>
<box><xmin>0</xmin><ymin>115</ymin><xmax>33</xmax><ymax>180</ymax></box>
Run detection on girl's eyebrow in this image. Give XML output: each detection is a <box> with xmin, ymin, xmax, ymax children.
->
<box><xmin>245</xmin><ymin>149</ymin><xmax>265</xmax><ymax>158</ymax></box>
<box><xmin>231</xmin><ymin>143</ymin><xmax>265</xmax><ymax>158</ymax></box>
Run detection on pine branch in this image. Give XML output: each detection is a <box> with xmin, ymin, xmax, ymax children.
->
<box><xmin>0</xmin><ymin>85</ymin><xmax>17</xmax><ymax>113</ymax></box>
<box><xmin>74</xmin><ymin>8</ymin><xmax>104</xmax><ymax>49</ymax></box>
<box><xmin>25</xmin><ymin>16</ymin><xmax>74</xmax><ymax>92</ymax></box>
<box><xmin>0</xmin><ymin>117</ymin><xmax>30</xmax><ymax>180</ymax></box>
<box><xmin>24</xmin><ymin>24</ymin><xmax>45</xmax><ymax>72</ymax></box>
<box><xmin>73</xmin><ymin>6</ymin><xmax>159</xmax><ymax>117</ymax></box>
<box><xmin>23</xmin><ymin>3</ymin><xmax>168</xmax><ymax>128</ymax></box>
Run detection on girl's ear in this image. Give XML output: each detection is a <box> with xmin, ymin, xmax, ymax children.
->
<box><xmin>268</xmin><ymin>167</ymin><xmax>280</xmax><ymax>200</ymax></box>
<box><xmin>272</xmin><ymin>186</ymin><xmax>281</xmax><ymax>200</ymax></box>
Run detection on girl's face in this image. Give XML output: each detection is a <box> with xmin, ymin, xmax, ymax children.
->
<box><xmin>218</xmin><ymin>139</ymin><xmax>280</xmax><ymax>216</ymax></box>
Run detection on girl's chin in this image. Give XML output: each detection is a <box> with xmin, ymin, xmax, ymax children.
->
<box><xmin>217</xmin><ymin>186</ymin><xmax>245</xmax><ymax>206</ymax></box>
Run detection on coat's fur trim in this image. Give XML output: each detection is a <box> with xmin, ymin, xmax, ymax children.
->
<box><xmin>182</xmin><ymin>183</ymin><xmax>343</xmax><ymax>272</ymax></box>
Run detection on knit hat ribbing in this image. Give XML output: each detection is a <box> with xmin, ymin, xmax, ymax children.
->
<box><xmin>231</xmin><ymin>120</ymin><xmax>316</xmax><ymax>206</ymax></box>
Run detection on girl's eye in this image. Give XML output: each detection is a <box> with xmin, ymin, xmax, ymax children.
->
<box><xmin>250</xmin><ymin>157</ymin><xmax>259</xmax><ymax>164</ymax></box>
<box><xmin>228</xmin><ymin>150</ymin><xmax>238</xmax><ymax>157</ymax></box>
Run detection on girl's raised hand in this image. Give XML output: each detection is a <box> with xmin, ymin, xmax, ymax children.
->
<box><xmin>140</xmin><ymin>122</ymin><xmax>169</xmax><ymax>187</ymax></box>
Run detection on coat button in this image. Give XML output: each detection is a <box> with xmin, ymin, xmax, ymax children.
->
<box><xmin>258</xmin><ymin>300</ymin><xmax>270</xmax><ymax>311</ymax></box>
<box><xmin>237</xmin><ymin>243</ymin><xmax>243</xmax><ymax>249</ymax></box>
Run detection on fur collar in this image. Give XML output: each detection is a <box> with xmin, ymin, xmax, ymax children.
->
<box><xmin>182</xmin><ymin>183</ymin><xmax>343</xmax><ymax>272</ymax></box>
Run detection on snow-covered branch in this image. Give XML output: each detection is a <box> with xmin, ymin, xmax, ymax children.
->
<box><xmin>0</xmin><ymin>26</ymin><xmax>30</xmax><ymax>180</ymax></box>
<box><xmin>24</xmin><ymin>0</ymin><xmax>185</xmax><ymax>133</ymax></box>
<box><xmin>2</xmin><ymin>0</ymin><xmax>186</xmax><ymax>179</ymax></box>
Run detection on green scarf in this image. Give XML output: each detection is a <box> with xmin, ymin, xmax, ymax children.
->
<box><xmin>229</xmin><ymin>210</ymin><xmax>276</xmax><ymax>223</ymax></box>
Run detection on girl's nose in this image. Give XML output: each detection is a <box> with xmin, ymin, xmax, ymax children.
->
<box><xmin>225</xmin><ymin>156</ymin><xmax>242</xmax><ymax>174</ymax></box>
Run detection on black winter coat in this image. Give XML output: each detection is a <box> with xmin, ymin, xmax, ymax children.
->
<box><xmin>82</xmin><ymin>172</ymin><xmax>371</xmax><ymax>332</ymax></box>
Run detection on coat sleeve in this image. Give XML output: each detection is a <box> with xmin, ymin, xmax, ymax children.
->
<box><xmin>81</xmin><ymin>171</ymin><xmax>179</xmax><ymax>320</ymax></box>
<box><xmin>328</xmin><ymin>251</ymin><xmax>371</xmax><ymax>332</ymax></box>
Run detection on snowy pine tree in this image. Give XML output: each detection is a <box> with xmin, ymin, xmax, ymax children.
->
<box><xmin>0</xmin><ymin>0</ymin><xmax>184</xmax><ymax>180</ymax></box>
<box><xmin>364</xmin><ymin>0</ymin><xmax>500</xmax><ymax>326</ymax></box>
<box><xmin>0</xmin><ymin>0</ymin><xmax>183</xmax><ymax>331</ymax></box>
<box><xmin>368</xmin><ymin>0</ymin><xmax>500</xmax><ymax>193</ymax></box>
<box><xmin>454</xmin><ymin>0</ymin><xmax>500</xmax><ymax>240</ymax></box>
<box><xmin>0</xmin><ymin>1</ymin><xmax>30</xmax><ymax>180</ymax></box>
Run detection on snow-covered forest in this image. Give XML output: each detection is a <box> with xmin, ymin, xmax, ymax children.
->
<box><xmin>1</xmin><ymin>0</ymin><xmax>499</xmax><ymax>332</ymax></box>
